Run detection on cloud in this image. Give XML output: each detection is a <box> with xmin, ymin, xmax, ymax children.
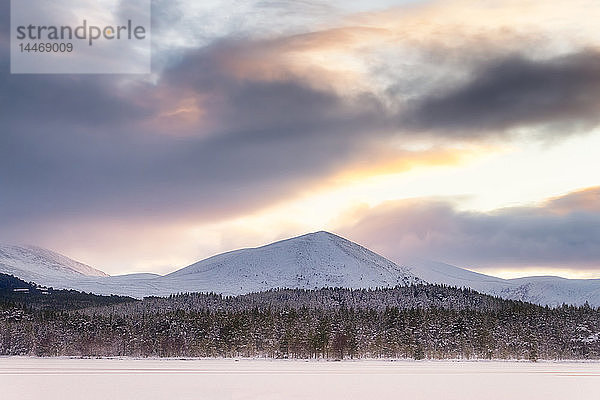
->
<box><xmin>158</xmin><ymin>35</ymin><xmax>600</xmax><ymax>143</ymax></box>
<box><xmin>158</xmin><ymin>37</ymin><xmax>389</xmax><ymax>135</ymax></box>
<box><xmin>340</xmin><ymin>188</ymin><xmax>600</xmax><ymax>270</ymax></box>
<box><xmin>403</xmin><ymin>51</ymin><xmax>600</xmax><ymax>137</ymax></box>
<box><xmin>0</xmin><ymin>75</ymin><xmax>152</xmax><ymax>126</ymax></box>
<box><xmin>0</xmin><ymin>0</ymin><xmax>8</xmax><ymax>49</ymax></box>
<box><xmin>0</xmin><ymin>36</ymin><xmax>397</xmax><ymax>244</ymax></box>
<box><xmin>546</xmin><ymin>187</ymin><xmax>600</xmax><ymax>214</ymax></box>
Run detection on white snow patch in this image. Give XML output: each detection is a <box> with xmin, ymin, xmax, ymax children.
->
<box><xmin>0</xmin><ymin>358</ymin><xmax>599</xmax><ymax>400</ymax></box>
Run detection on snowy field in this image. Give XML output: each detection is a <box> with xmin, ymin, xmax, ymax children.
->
<box><xmin>1</xmin><ymin>358</ymin><xmax>599</xmax><ymax>400</ymax></box>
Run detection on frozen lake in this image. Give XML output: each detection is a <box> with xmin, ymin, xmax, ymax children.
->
<box><xmin>1</xmin><ymin>358</ymin><xmax>599</xmax><ymax>399</ymax></box>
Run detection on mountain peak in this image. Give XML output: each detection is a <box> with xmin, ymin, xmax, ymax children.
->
<box><xmin>304</xmin><ymin>230</ymin><xmax>337</xmax><ymax>237</ymax></box>
<box><xmin>266</xmin><ymin>230</ymin><xmax>345</xmax><ymax>246</ymax></box>
<box><xmin>164</xmin><ymin>231</ymin><xmax>421</xmax><ymax>295</ymax></box>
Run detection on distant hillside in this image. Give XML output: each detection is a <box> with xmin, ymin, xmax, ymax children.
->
<box><xmin>0</xmin><ymin>244</ymin><xmax>109</xmax><ymax>293</ymax></box>
<box><xmin>0</xmin><ymin>273</ymin><xmax>136</xmax><ymax>311</ymax></box>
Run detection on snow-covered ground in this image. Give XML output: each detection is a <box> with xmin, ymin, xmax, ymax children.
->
<box><xmin>1</xmin><ymin>358</ymin><xmax>599</xmax><ymax>400</ymax></box>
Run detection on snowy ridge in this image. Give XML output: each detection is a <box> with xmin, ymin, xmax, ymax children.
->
<box><xmin>0</xmin><ymin>244</ymin><xmax>108</xmax><ymax>287</ymax></box>
<box><xmin>3</xmin><ymin>232</ymin><xmax>600</xmax><ymax>306</ymax></box>
<box><xmin>403</xmin><ymin>260</ymin><xmax>600</xmax><ymax>307</ymax></box>
<box><xmin>163</xmin><ymin>231</ymin><xmax>422</xmax><ymax>295</ymax></box>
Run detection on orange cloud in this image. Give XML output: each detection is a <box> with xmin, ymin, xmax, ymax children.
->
<box><xmin>329</xmin><ymin>144</ymin><xmax>490</xmax><ymax>184</ymax></box>
<box><xmin>545</xmin><ymin>187</ymin><xmax>600</xmax><ymax>214</ymax></box>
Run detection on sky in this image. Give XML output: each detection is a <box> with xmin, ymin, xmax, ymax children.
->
<box><xmin>1</xmin><ymin>0</ymin><xmax>599</xmax><ymax>278</ymax></box>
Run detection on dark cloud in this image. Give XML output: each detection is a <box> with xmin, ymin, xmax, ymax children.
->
<box><xmin>162</xmin><ymin>39</ymin><xmax>386</xmax><ymax>137</ymax></box>
<box><xmin>0</xmin><ymin>37</ymin><xmax>392</xmax><ymax>240</ymax></box>
<box><xmin>342</xmin><ymin>189</ymin><xmax>600</xmax><ymax>270</ymax></box>
<box><xmin>405</xmin><ymin>51</ymin><xmax>600</xmax><ymax>136</ymax></box>
<box><xmin>0</xmin><ymin>8</ymin><xmax>151</xmax><ymax>126</ymax></box>
<box><xmin>0</xmin><ymin>75</ymin><xmax>153</xmax><ymax>126</ymax></box>
<box><xmin>0</xmin><ymin>0</ymin><xmax>8</xmax><ymax>50</ymax></box>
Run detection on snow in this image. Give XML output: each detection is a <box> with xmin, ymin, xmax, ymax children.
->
<box><xmin>403</xmin><ymin>258</ymin><xmax>600</xmax><ymax>307</ymax></box>
<box><xmin>0</xmin><ymin>358</ymin><xmax>599</xmax><ymax>400</ymax></box>
<box><xmin>163</xmin><ymin>231</ymin><xmax>421</xmax><ymax>295</ymax></box>
<box><xmin>0</xmin><ymin>232</ymin><xmax>422</xmax><ymax>299</ymax></box>
<box><xmin>3</xmin><ymin>232</ymin><xmax>600</xmax><ymax>306</ymax></box>
<box><xmin>0</xmin><ymin>245</ymin><xmax>109</xmax><ymax>287</ymax></box>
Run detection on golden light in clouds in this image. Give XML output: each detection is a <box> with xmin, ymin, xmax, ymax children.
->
<box><xmin>179</xmin><ymin>129</ymin><xmax>600</xmax><ymax>277</ymax></box>
<box><xmin>35</xmin><ymin>124</ymin><xmax>600</xmax><ymax>277</ymax></box>
<box><xmin>329</xmin><ymin>144</ymin><xmax>487</xmax><ymax>183</ymax></box>
<box><xmin>52</xmin><ymin>127</ymin><xmax>596</xmax><ymax>277</ymax></box>
<box><xmin>351</xmin><ymin>0</ymin><xmax>600</xmax><ymax>45</ymax></box>
<box><xmin>154</xmin><ymin>96</ymin><xmax>206</xmax><ymax>132</ymax></box>
<box><xmin>544</xmin><ymin>187</ymin><xmax>600</xmax><ymax>215</ymax></box>
<box><xmin>139</xmin><ymin>87</ymin><xmax>213</xmax><ymax>136</ymax></box>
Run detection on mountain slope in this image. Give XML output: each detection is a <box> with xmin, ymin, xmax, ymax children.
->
<box><xmin>162</xmin><ymin>231</ymin><xmax>422</xmax><ymax>295</ymax></box>
<box><xmin>0</xmin><ymin>245</ymin><xmax>108</xmax><ymax>288</ymax></box>
<box><xmin>0</xmin><ymin>233</ymin><xmax>422</xmax><ymax>298</ymax></box>
<box><xmin>401</xmin><ymin>259</ymin><xmax>600</xmax><ymax>307</ymax></box>
<box><xmin>494</xmin><ymin>276</ymin><xmax>600</xmax><ymax>307</ymax></box>
<box><xmin>4</xmin><ymin>233</ymin><xmax>600</xmax><ymax>307</ymax></box>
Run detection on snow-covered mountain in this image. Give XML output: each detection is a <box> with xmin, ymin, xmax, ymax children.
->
<box><xmin>402</xmin><ymin>259</ymin><xmax>600</xmax><ymax>307</ymax></box>
<box><xmin>0</xmin><ymin>244</ymin><xmax>108</xmax><ymax>287</ymax></box>
<box><xmin>0</xmin><ymin>232</ymin><xmax>421</xmax><ymax>298</ymax></box>
<box><xmin>162</xmin><ymin>231</ymin><xmax>421</xmax><ymax>295</ymax></box>
<box><xmin>3</xmin><ymin>232</ymin><xmax>600</xmax><ymax>306</ymax></box>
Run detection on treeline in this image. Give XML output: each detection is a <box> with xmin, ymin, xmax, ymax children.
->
<box><xmin>0</xmin><ymin>273</ymin><xmax>136</xmax><ymax>311</ymax></box>
<box><xmin>1</xmin><ymin>285</ymin><xmax>600</xmax><ymax>360</ymax></box>
<box><xmin>90</xmin><ymin>285</ymin><xmax>513</xmax><ymax>316</ymax></box>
